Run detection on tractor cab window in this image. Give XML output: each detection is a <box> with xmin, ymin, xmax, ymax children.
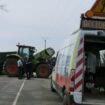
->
<box><xmin>19</xmin><ymin>47</ymin><xmax>30</xmax><ymax>58</ymax></box>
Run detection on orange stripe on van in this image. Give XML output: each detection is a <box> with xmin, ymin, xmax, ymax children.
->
<box><xmin>56</xmin><ymin>73</ymin><xmax>67</xmax><ymax>87</ymax></box>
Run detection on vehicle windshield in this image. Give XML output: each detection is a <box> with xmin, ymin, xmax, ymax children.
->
<box><xmin>19</xmin><ymin>47</ymin><xmax>30</xmax><ymax>58</ymax></box>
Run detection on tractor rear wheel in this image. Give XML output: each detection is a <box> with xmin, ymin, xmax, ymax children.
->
<box><xmin>36</xmin><ymin>64</ymin><xmax>51</xmax><ymax>78</ymax></box>
<box><xmin>6</xmin><ymin>58</ymin><xmax>18</xmax><ymax>77</ymax></box>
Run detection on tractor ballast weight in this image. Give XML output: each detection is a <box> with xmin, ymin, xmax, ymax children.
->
<box><xmin>5</xmin><ymin>45</ymin><xmax>55</xmax><ymax>78</ymax></box>
<box><xmin>34</xmin><ymin>48</ymin><xmax>55</xmax><ymax>59</ymax></box>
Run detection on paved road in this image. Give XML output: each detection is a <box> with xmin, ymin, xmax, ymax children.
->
<box><xmin>0</xmin><ymin>76</ymin><xmax>62</xmax><ymax>105</ymax></box>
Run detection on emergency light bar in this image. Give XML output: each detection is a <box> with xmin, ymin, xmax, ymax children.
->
<box><xmin>80</xmin><ymin>16</ymin><xmax>105</xmax><ymax>30</ymax></box>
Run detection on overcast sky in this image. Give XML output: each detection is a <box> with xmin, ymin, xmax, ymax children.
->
<box><xmin>0</xmin><ymin>0</ymin><xmax>95</xmax><ymax>53</ymax></box>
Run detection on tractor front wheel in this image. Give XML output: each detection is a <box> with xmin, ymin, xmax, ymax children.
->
<box><xmin>36</xmin><ymin>64</ymin><xmax>51</xmax><ymax>78</ymax></box>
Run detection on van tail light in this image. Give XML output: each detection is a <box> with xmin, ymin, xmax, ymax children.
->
<box><xmin>69</xmin><ymin>69</ymin><xmax>75</xmax><ymax>91</ymax></box>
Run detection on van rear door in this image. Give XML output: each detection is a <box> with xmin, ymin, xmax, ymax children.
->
<box><xmin>72</xmin><ymin>31</ymin><xmax>84</xmax><ymax>104</ymax></box>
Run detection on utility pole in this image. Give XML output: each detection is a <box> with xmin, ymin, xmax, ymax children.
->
<box><xmin>42</xmin><ymin>36</ymin><xmax>48</xmax><ymax>49</ymax></box>
<box><xmin>44</xmin><ymin>39</ymin><xmax>46</xmax><ymax>49</ymax></box>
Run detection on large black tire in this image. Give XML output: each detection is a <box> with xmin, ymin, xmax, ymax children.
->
<box><xmin>6</xmin><ymin>58</ymin><xmax>18</xmax><ymax>77</ymax></box>
<box><xmin>36</xmin><ymin>64</ymin><xmax>51</xmax><ymax>78</ymax></box>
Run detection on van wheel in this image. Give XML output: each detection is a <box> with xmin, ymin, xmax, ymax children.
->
<box><xmin>63</xmin><ymin>94</ymin><xmax>73</xmax><ymax>105</ymax></box>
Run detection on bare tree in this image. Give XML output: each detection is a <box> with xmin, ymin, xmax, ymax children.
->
<box><xmin>0</xmin><ymin>0</ymin><xmax>8</xmax><ymax>12</ymax></box>
<box><xmin>0</xmin><ymin>5</ymin><xmax>8</xmax><ymax>12</ymax></box>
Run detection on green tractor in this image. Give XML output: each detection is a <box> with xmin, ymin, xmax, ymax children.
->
<box><xmin>4</xmin><ymin>44</ymin><xmax>55</xmax><ymax>78</ymax></box>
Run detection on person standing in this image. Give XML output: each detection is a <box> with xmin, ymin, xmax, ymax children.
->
<box><xmin>24</xmin><ymin>57</ymin><xmax>32</xmax><ymax>79</ymax></box>
<box><xmin>17</xmin><ymin>58</ymin><xmax>23</xmax><ymax>79</ymax></box>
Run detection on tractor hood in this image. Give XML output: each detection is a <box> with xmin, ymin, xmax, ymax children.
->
<box><xmin>34</xmin><ymin>47</ymin><xmax>55</xmax><ymax>60</ymax></box>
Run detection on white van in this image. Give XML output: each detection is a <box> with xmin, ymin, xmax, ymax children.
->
<box><xmin>51</xmin><ymin>29</ymin><xmax>105</xmax><ymax>105</ymax></box>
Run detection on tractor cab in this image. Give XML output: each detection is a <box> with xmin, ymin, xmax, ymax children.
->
<box><xmin>17</xmin><ymin>45</ymin><xmax>36</xmax><ymax>60</ymax></box>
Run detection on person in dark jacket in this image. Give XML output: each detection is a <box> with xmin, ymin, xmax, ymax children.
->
<box><xmin>24</xmin><ymin>57</ymin><xmax>32</xmax><ymax>79</ymax></box>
